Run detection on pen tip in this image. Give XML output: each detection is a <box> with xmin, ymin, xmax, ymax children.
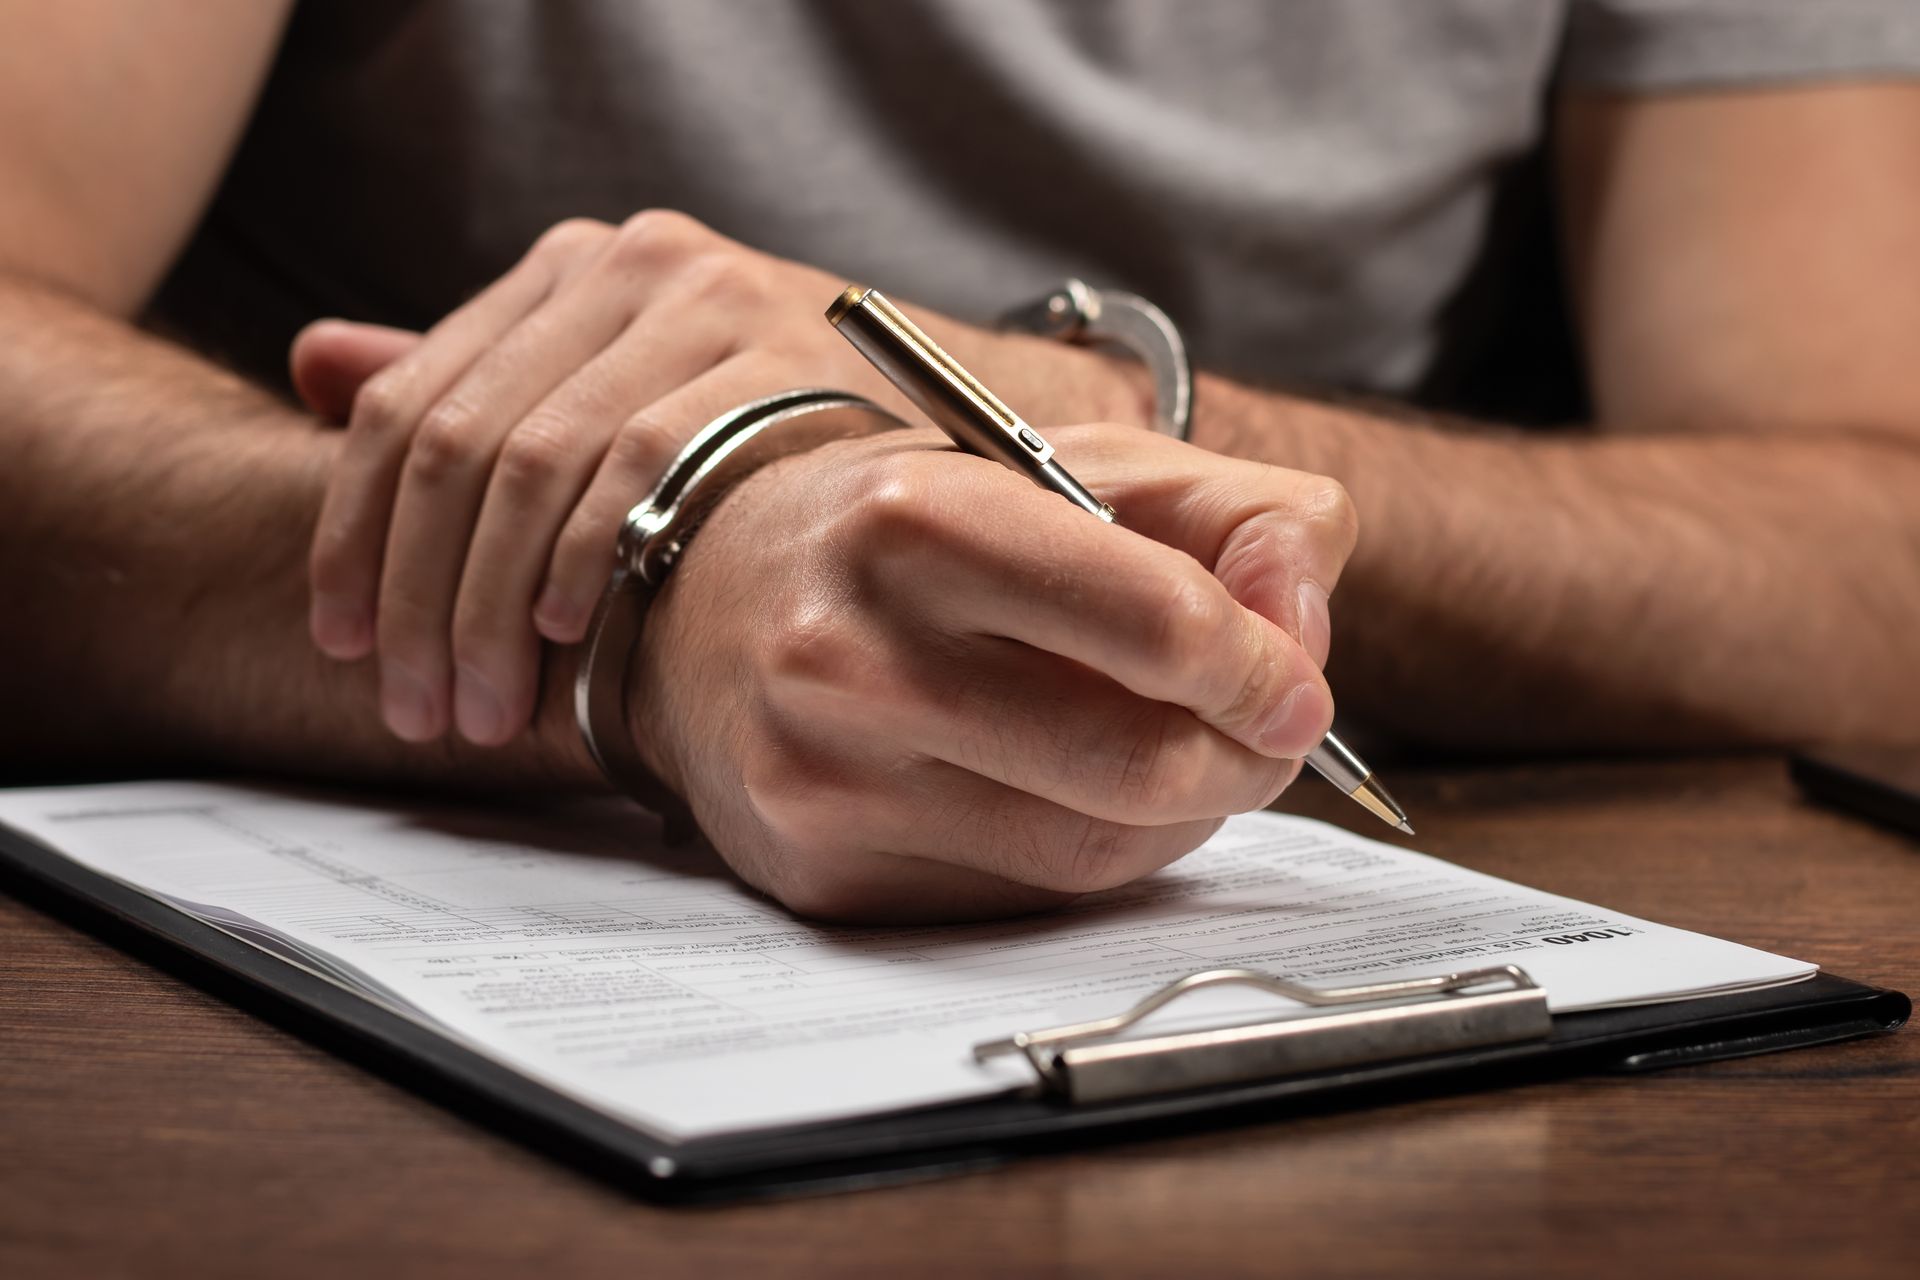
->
<box><xmin>1395</xmin><ymin>821</ymin><xmax>1415</xmax><ymax>836</ymax></box>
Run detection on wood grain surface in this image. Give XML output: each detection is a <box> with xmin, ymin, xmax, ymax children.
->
<box><xmin>2</xmin><ymin>757</ymin><xmax>1915</xmax><ymax>1280</ymax></box>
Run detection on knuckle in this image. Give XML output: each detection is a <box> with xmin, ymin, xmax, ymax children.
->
<box><xmin>408</xmin><ymin>401</ymin><xmax>479</xmax><ymax>482</ymax></box>
<box><xmin>607</xmin><ymin>409</ymin><xmax>681</xmax><ymax>480</ymax></box>
<box><xmin>622</xmin><ymin>207</ymin><xmax>702</xmax><ymax>240</ymax></box>
<box><xmin>1110</xmin><ymin>709</ymin><xmax>1203</xmax><ymax>818</ymax></box>
<box><xmin>841</xmin><ymin>461</ymin><xmax>964</xmax><ymax>589</ymax></box>
<box><xmin>532</xmin><ymin>217</ymin><xmax>612</xmax><ymax>263</ymax></box>
<box><xmin>494</xmin><ymin>418</ymin><xmax>572</xmax><ymax>490</ymax></box>
<box><xmin>1039</xmin><ymin>816</ymin><xmax>1145</xmax><ymax>895</ymax></box>
<box><xmin>1215</xmin><ymin>649</ymin><xmax>1288</xmax><ymax>739</ymax></box>
<box><xmin>349</xmin><ymin>372</ymin><xmax>412</xmax><ymax>435</ymax></box>
<box><xmin>613</xmin><ymin>403</ymin><xmax>672</xmax><ymax>453</ymax></box>
<box><xmin>610</xmin><ymin>208</ymin><xmax>704</xmax><ymax>269</ymax></box>
<box><xmin>1216</xmin><ymin>477</ymin><xmax>1359</xmax><ymax>606</ymax></box>
<box><xmin>1299</xmin><ymin>477</ymin><xmax>1359</xmax><ymax>556</ymax></box>
<box><xmin>679</xmin><ymin>252</ymin><xmax>760</xmax><ymax>308</ymax></box>
<box><xmin>852</xmin><ymin>455</ymin><xmax>944</xmax><ymax>542</ymax></box>
<box><xmin>1145</xmin><ymin>572</ymin><xmax>1229</xmax><ymax>681</ymax></box>
<box><xmin>760</xmin><ymin>605</ymin><xmax>867</xmax><ymax>701</ymax></box>
<box><xmin>740</xmin><ymin>751</ymin><xmax>842</xmax><ymax>855</ymax></box>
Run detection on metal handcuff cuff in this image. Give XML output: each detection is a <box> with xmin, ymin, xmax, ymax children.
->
<box><xmin>573</xmin><ymin>281</ymin><xmax>1194</xmax><ymax>830</ymax></box>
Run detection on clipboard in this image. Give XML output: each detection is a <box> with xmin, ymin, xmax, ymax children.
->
<box><xmin>1</xmin><ymin>822</ymin><xmax>1908</xmax><ymax>1204</ymax></box>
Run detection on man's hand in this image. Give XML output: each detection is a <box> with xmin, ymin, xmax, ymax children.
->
<box><xmin>299</xmin><ymin>212</ymin><xmax>1146</xmax><ymax>751</ymax></box>
<box><xmin>628</xmin><ymin>423</ymin><xmax>1354</xmax><ymax>921</ymax></box>
<box><xmin>292</xmin><ymin>212</ymin><xmax>1356</xmax><ymax>922</ymax></box>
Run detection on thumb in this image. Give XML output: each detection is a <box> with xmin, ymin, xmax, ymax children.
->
<box><xmin>290</xmin><ymin>319</ymin><xmax>422</xmax><ymax>423</ymax></box>
<box><xmin>1063</xmin><ymin>426</ymin><xmax>1358</xmax><ymax>666</ymax></box>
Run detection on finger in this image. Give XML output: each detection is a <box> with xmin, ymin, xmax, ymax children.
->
<box><xmin>740</xmin><ymin>750</ymin><xmax>1221</xmax><ymax>921</ymax></box>
<box><xmin>739</xmin><ymin>844</ymin><xmax>1078</xmax><ymax>925</ymax></box>
<box><xmin>898</xmin><ymin>762</ymin><xmax>1220</xmax><ymax>898</ymax></box>
<box><xmin>308</xmin><ymin>236</ymin><xmax>576</xmax><ymax>662</ymax></box>
<box><xmin>447</xmin><ymin>303</ymin><xmax>740</xmax><ymax>745</ymax></box>
<box><xmin>290</xmin><ymin>320</ymin><xmax>422</xmax><ymax>423</ymax></box>
<box><xmin>1047</xmin><ymin>426</ymin><xmax>1360</xmax><ymax>655</ymax></box>
<box><xmin>775</xmin><ymin>628</ymin><xmax>1298</xmax><ymax>825</ymax></box>
<box><xmin>374</xmin><ymin>285</ymin><xmax>658</xmax><ymax>742</ymax></box>
<box><xmin>537</xmin><ymin>354</ymin><xmax>777</xmax><ymax>643</ymax></box>
<box><xmin>861</xmin><ymin>455</ymin><xmax>1336</xmax><ymax>759</ymax></box>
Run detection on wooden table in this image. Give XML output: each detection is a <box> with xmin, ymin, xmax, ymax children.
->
<box><xmin>2</xmin><ymin>758</ymin><xmax>1915</xmax><ymax>1279</ymax></box>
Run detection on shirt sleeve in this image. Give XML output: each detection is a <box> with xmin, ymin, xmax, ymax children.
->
<box><xmin>1562</xmin><ymin>0</ymin><xmax>1920</xmax><ymax>90</ymax></box>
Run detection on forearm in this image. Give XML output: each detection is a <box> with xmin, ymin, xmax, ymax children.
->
<box><xmin>0</xmin><ymin>276</ymin><xmax>598</xmax><ymax>788</ymax></box>
<box><xmin>1193</xmin><ymin>380</ymin><xmax>1920</xmax><ymax>750</ymax></box>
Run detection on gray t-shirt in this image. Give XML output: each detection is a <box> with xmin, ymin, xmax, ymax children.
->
<box><xmin>154</xmin><ymin>0</ymin><xmax>1920</xmax><ymax>422</ymax></box>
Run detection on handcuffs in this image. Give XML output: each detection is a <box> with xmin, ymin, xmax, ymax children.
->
<box><xmin>997</xmin><ymin>278</ymin><xmax>1191</xmax><ymax>442</ymax></box>
<box><xmin>574</xmin><ymin>280</ymin><xmax>1193</xmax><ymax>828</ymax></box>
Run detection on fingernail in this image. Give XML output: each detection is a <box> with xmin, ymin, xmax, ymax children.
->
<box><xmin>311</xmin><ymin>595</ymin><xmax>372</xmax><ymax>658</ymax></box>
<box><xmin>381</xmin><ymin>664</ymin><xmax>439</xmax><ymax>741</ymax></box>
<box><xmin>1256</xmin><ymin>680</ymin><xmax>1334</xmax><ymax>758</ymax></box>
<box><xmin>534</xmin><ymin>582</ymin><xmax>588</xmax><ymax>642</ymax></box>
<box><xmin>454</xmin><ymin>666</ymin><xmax>506</xmax><ymax>744</ymax></box>
<box><xmin>1296</xmin><ymin>581</ymin><xmax>1331</xmax><ymax>668</ymax></box>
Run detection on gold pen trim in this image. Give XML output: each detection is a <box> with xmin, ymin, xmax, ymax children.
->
<box><xmin>831</xmin><ymin>286</ymin><xmax>1028</xmax><ymax>439</ymax></box>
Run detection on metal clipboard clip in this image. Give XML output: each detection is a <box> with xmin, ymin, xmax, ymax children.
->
<box><xmin>972</xmin><ymin>965</ymin><xmax>1552</xmax><ymax>1105</ymax></box>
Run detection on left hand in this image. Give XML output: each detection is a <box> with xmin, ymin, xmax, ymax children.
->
<box><xmin>296</xmin><ymin>211</ymin><xmax>1147</xmax><ymax>749</ymax></box>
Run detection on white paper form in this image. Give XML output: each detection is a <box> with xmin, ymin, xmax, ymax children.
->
<box><xmin>0</xmin><ymin>781</ymin><xmax>1813</xmax><ymax>1140</ymax></box>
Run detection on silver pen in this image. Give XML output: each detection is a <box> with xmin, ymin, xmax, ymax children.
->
<box><xmin>828</xmin><ymin>285</ymin><xmax>1413</xmax><ymax>835</ymax></box>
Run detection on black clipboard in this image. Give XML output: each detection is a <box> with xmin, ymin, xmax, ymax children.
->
<box><xmin>1</xmin><ymin>821</ymin><xmax>1907</xmax><ymax>1204</ymax></box>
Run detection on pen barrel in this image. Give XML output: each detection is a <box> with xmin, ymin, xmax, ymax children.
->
<box><xmin>1305</xmin><ymin>735</ymin><xmax>1370</xmax><ymax>794</ymax></box>
<box><xmin>830</xmin><ymin>286</ymin><xmax>1060</xmax><ymax>487</ymax></box>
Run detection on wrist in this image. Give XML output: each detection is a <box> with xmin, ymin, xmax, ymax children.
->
<box><xmin>922</xmin><ymin>313</ymin><xmax>1155</xmax><ymax>431</ymax></box>
<box><xmin>530</xmin><ymin>642</ymin><xmax>611</xmax><ymax>791</ymax></box>
<box><xmin>989</xmin><ymin>330</ymin><xmax>1158</xmax><ymax>429</ymax></box>
<box><xmin>578</xmin><ymin>394</ymin><xmax>917</xmax><ymax>821</ymax></box>
<box><xmin>1065</xmin><ymin>341</ymin><xmax>1158</xmax><ymax>429</ymax></box>
<box><xmin>1188</xmin><ymin>377</ymin><xmax>1348</xmax><ymax>475</ymax></box>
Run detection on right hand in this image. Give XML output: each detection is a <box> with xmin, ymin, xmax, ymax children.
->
<box><xmin>629</xmin><ymin>421</ymin><xmax>1357</xmax><ymax>921</ymax></box>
